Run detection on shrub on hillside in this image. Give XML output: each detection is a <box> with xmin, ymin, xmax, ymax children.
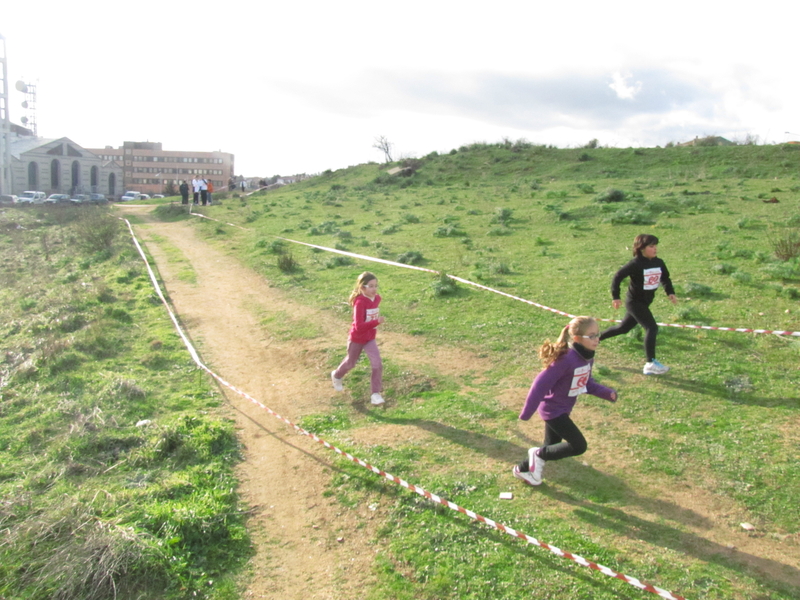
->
<box><xmin>684</xmin><ymin>282</ymin><xmax>713</xmax><ymax>297</ymax></box>
<box><xmin>430</xmin><ymin>272</ymin><xmax>459</xmax><ymax>297</ymax></box>
<box><xmin>490</xmin><ymin>207</ymin><xmax>514</xmax><ymax>225</ymax></box>
<box><xmin>602</xmin><ymin>208</ymin><xmax>654</xmax><ymax>225</ymax></box>
<box><xmin>594</xmin><ymin>188</ymin><xmax>626</xmax><ymax>203</ymax></box>
<box><xmin>397</xmin><ymin>250</ymin><xmax>424</xmax><ymax>265</ymax></box>
<box><xmin>74</xmin><ymin>210</ymin><xmax>121</xmax><ymax>253</ymax></box>
<box><xmin>771</xmin><ymin>229</ymin><xmax>800</xmax><ymax>261</ymax></box>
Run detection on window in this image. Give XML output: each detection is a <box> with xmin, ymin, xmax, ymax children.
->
<box><xmin>51</xmin><ymin>159</ymin><xmax>61</xmax><ymax>189</ymax></box>
<box><xmin>91</xmin><ymin>165</ymin><xmax>98</xmax><ymax>187</ymax></box>
<box><xmin>28</xmin><ymin>162</ymin><xmax>39</xmax><ymax>188</ymax></box>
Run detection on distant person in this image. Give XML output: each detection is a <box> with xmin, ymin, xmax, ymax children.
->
<box><xmin>191</xmin><ymin>176</ymin><xmax>201</xmax><ymax>204</ymax></box>
<box><xmin>240</xmin><ymin>180</ymin><xmax>246</xmax><ymax>193</ymax></box>
<box><xmin>228</xmin><ymin>177</ymin><xmax>235</xmax><ymax>191</ymax></box>
<box><xmin>599</xmin><ymin>234</ymin><xmax>678</xmax><ymax>375</ymax></box>
<box><xmin>207</xmin><ymin>180</ymin><xmax>214</xmax><ymax>205</ymax></box>
<box><xmin>200</xmin><ymin>178</ymin><xmax>209</xmax><ymax>205</ymax></box>
<box><xmin>179</xmin><ymin>180</ymin><xmax>189</xmax><ymax>205</ymax></box>
<box><xmin>513</xmin><ymin>316</ymin><xmax>617</xmax><ymax>486</ymax></box>
<box><xmin>331</xmin><ymin>271</ymin><xmax>386</xmax><ymax>406</ymax></box>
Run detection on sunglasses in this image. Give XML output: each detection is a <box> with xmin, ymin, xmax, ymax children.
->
<box><xmin>581</xmin><ymin>334</ymin><xmax>600</xmax><ymax>340</ymax></box>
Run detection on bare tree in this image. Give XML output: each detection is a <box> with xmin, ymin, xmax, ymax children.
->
<box><xmin>373</xmin><ymin>135</ymin><xmax>394</xmax><ymax>163</ymax></box>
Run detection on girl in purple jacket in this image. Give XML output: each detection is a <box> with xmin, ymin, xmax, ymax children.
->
<box><xmin>513</xmin><ymin>316</ymin><xmax>617</xmax><ymax>486</ymax></box>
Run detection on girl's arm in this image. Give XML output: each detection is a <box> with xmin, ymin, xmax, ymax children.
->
<box><xmin>586</xmin><ymin>378</ymin><xmax>617</xmax><ymax>402</ymax></box>
<box><xmin>610</xmin><ymin>261</ymin><xmax>635</xmax><ymax>301</ymax></box>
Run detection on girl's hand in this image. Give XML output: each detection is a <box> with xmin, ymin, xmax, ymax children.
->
<box><xmin>377</xmin><ymin>316</ymin><xmax>386</xmax><ymax>324</ymax></box>
<box><xmin>668</xmin><ymin>294</ymin><xmax>678</xmax><ymax>305</ymax></box>
<box><xmin>612</xmin><ymin>299</ymin><xmax>622</xmax><ymax>310</ymax></box>
<box><xmin>610</xmin><ymin>391</ymin><xmax>617</xmax><ymax>402</ymax></box>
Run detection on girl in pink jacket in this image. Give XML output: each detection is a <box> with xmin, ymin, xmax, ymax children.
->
<box><xmin>331</xmin><ymin>272</ymin><xmax>386</xmax><ymax>405</ymax></box>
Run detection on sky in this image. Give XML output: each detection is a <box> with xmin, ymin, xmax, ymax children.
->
<box><xmin>4</xmin><ymin>1</ymin><xmax>800</xmax><ymax>177</ymax></box>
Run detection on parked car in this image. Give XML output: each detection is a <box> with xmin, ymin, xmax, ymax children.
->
<box><xmin>89</xmin><ymin>193</ymin><xmax>108</xmax><ymax>204</ymax></box>
<box><xmin>153</xmin><ymin>194</ymin><xmax>165</xmax><ymax>198</ymax></box>
<box><xmin>139</xmin><ymin>194</ymin><xmax>151</xmax><ymax>200</ymax></box>
<box><xmin>18</xmin><ymin>191</ymin><xmax>47</xmax><ymax>204</ymax></box>
<box><xmin>46</xmin><ymin>194</ymin><xmax>72</xmax><ymax>204</ymax></box>
<box><xmin>0</xmin><ymin>194</ymin><xmax>18</xmax><ymax>205</ymax></box>
<box><xmin>120</xmin><ymin>191</ymin><xmax>142</xmax><ymax>201</ymax></box>
<box><xmin>69</xmin><ymin>194</ymin><xmax>90</xmax><ymax>204</ymax></box>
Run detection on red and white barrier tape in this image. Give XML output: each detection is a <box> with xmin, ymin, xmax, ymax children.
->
<box><xmin>188</xmin><ymin>207</ymin><xmax>799</xmax><ymax>337</ymax></box>
<box><xmin>122</xmin><ymin>217</ymin><xmax>689</xmax><ymax>599</ymax></box>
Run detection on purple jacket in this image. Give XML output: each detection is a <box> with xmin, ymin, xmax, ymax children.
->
<box><xmin>519</xmin><ymin>347</ymin><xmax>616</xmax><ymax>422</ymax></box>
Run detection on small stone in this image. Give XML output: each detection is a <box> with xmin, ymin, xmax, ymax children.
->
<box><xmin>740</xmin><ymin>523</ymin><xmax>755</xmax><ymax>531</ymax></box>
<box><xmin>499</xmin><ymin>492</ymin><xmax>513</xmax><ymax>500</ymax></box>
<box><xmin>337</xmin><ymin>537</ymin><xmax>344</xmax><ymax>543</ymax></box>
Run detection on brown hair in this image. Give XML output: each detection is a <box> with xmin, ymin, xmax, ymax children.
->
<box><xmin>348</xmin><ymin>271</ymin><xmax>377</xmax><ymax>306</ymax></box>
<box><xmin>632</xmin><ymin>234</ymin><xmax>659</xmax><ymax>257</ymax></box>
<box><xmin>538</xmin><ymin>316</ymin><xmax>597</xmax><ymax>367</ymax></box>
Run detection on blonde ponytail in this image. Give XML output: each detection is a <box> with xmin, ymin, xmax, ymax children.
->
<box><xmin>538</xmin><ymin>316</ymin><xmax>597</xmax><ymax>367</ymax></box>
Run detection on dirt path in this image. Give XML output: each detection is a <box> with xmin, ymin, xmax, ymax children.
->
<box><xmin>116</xmin><ymin>205</ymin><xmax>800</xmax><ymax>597</ymax></box>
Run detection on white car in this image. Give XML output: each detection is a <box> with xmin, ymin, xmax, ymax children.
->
<box><xmin>120</xmin><ymin>191</ymin><xmax>142</xmax><ymax>201</ymax></box>
<box><xmin>18</xmin><ymin>191</ymin><xmax>47</xmax><ymax>204</ymax></box>
<box><xmin>139</xmin><ymin>194</ymin><xmax>151</xmax><ymax>200</ymax></box>
<box><xmin>0</xmin><ymin>194</ymin><xmax>18</xmax><ymax>205</ymax></box>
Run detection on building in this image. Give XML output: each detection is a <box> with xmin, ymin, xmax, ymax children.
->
<box><xmin>86</xmin><ymin>141</ymin><xmax>235</xmax><ymax>197</ymax></box>
<box><xmin>8</xmin><ymin>132</ymin><xmax>123</xmax><ymax>197</ymax></box>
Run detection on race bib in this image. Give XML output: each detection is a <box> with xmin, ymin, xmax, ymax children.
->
<box><xmin>366</xmin><ymin>308</ymin><xmax>379</xmax><ymax>322</ymax></box>
<box><xmin>569</xmin><ymin>365</ymin><xmax>590</xmax><ymax>396</ymax></box>
<box><xmin>643</xmin><ymin>267</ymin><xmax>662</xmax><ymax>290</ymax></box>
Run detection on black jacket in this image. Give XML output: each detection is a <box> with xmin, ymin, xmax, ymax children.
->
<box><xmin>611</xmin><ymin>256</ymin><xmax>675</xmax><ymax>305</ymax></box>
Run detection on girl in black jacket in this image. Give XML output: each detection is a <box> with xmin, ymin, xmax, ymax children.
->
<box><xmin>599</xmin><ymin>234</ymin><xmax>678</xmax><ymax>375</ymax></box>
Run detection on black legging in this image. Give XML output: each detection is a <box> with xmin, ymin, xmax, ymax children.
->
<box><xmin>518</xmin><ymin>412</ymin><xmax>587</xmax><ymax>471</ymax></box>
<box><xmin>599</xmin><ymin>300</ymin><xmax>658</xmax><ymax>361</ymax></box>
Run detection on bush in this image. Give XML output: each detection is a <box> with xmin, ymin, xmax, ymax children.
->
<box><xmin>430</xmin><ymin>272</ymin><xmax>459</xmax><ymax>297</ymax></box>
<box><xmin>74</xmin><ymin>210</ymin><xmax>121</xmax><ymax>253</ymax></box>
<box><xmin>325</xmin><ymin>255</ymin><xmax>354</xmax><ymax>268</ymax></box>
<box><xmin>576</xmin><ymin>183</ymin><xmax>595</xmax><ymax>194</ymax></box>
<box><xmin>730</xmin><ymin>271</ymin><xmax>753</xmax><ymax>284</ymax></box>
<box><xmin>603</xmin><ymin>208</ymin><xmax>654</xmax><ymax>225</ymax></box>
<box><xmin>397</xmin><ymin>251</ymin><xmax>424</xmax><ymax>265</ymax></box>
<box><xmin>402</xmin><ymin>213</ymin><xmax>420</xmax><ymax>224</ymax></box>
<box><xmin>434</xmin><ymin>225</ymin><xmax>467</xmax><ymax>237</ymax></box>
<box><xmin>712</xmin><ymin>263</ymin><xmax>737</xmax><ymax>275</ymax></box>
<box><xmin>487</xmin><ymin>226</ymin><xmax>513</xmax><ymax>236</ymax></box>
<box><xmin>594</xmin><ymin>188</ymin><xmax>626</xmax><ymax>203</ymax></box>
<box><xmin>491</xmin><ymin>207</ymin><xmax>514</xmax><ymax>225</ymax></box>
<box><xmin>771</xmin><ymin>229</ymin><xmax>800</xmax><ymax>261</ymax></box>
<box><xmin>277</xmin><ymin>252</ymin><xmax>299</xmax><ymax>273</ymax></box>
<box><xmin>684</xmin><ymin>282</ymin><xmax>713</xmax><ymax>297</ymax></box>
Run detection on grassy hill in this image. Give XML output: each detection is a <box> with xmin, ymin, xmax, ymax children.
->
<box><xmin>187</xmin><ymin>141</ymin><xmax>800</xmax><ymax>599</ymax></box>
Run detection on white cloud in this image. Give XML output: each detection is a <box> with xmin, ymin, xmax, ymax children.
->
<box><xmin>609</xmin><ymin>72</ymin><xmax>642</xmax><ymax>100</ymax></box>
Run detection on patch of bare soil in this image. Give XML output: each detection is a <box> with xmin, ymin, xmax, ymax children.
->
<box><xmin>117</xmin><ymin>205</ymin><xmax>800</xmax><ymax>596</ymax></box>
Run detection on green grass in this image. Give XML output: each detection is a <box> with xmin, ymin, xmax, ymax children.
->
<box><xmin>0</xmin><ymin>206</ymin><xmax>249</xmax><ymax>599</ymax></box>
<box><xmin>184</xmin><ymin>142</ymin><xmax>800</xmax><ymax>599</ymax></box>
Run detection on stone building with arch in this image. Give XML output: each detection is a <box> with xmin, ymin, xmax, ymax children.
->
<box><xmin>8</xmin><ymin>135</ymin><xmax>123</xmax><ymax>198</ymax></box>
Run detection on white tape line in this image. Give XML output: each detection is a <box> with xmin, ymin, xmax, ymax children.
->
<box><xmin>183</xmin><ymin>209</ymin><xmax>800</xmax><ymax>337</ymax></box>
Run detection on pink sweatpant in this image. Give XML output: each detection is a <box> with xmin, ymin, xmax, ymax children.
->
<box><xmin>333</xmin><ymin>339</ymin><xmax>383</xmax><ymax>393</ymax></box>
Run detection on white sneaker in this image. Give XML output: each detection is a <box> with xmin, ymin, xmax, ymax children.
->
<box><xmin>512</xmin><ymin>465</ymin><xmax>540</xmax><ymax>487</ymax></box>
<box><xmin>643</xmin><ymin>360</ymin><xmax>670</xmax><ymax>375</ymax></box>
<box><xmin>331</xmin><ymin>371</ymin><xmax>343</xmax><ymax>392</ymax></box>
<box><xmin>370</xmin><ymin>393</ymin><xmax>385</xmax><ymax>405</ymax></box>
<box><xmin>528</xmin><ymin>447</ymin><xmax>545</xmax><ymax>485</ymax></box>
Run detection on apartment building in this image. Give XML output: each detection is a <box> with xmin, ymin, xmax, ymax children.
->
<box><xmin>87</xmin><ymin>141</ymin><xmax>235</xmax><ymax>196</ymax></box>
